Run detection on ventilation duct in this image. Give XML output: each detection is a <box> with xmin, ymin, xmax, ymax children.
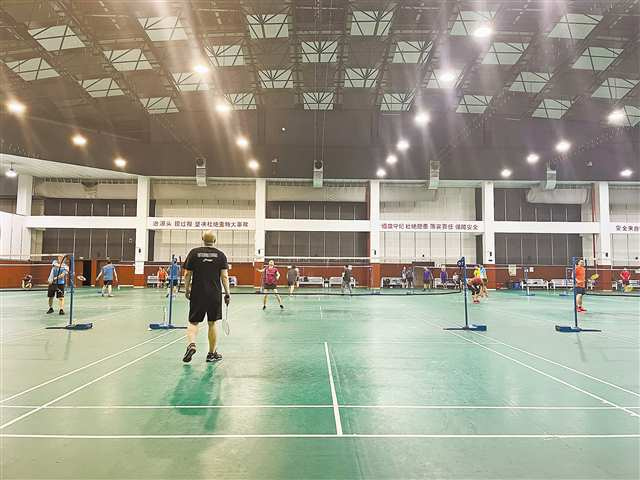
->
<box><xmin>541</xmin><ymin>166</ymin><xmax>556</xmax><ymax>190</ymax></box>
<box><xmin>313</xmin><ymin>160</ymin><xmax>323</xmax><ymax>188</ymax></box>
<box><xmin>427</xmin><ymin>160</ymin><xmax>440</xmax><ymax>190</ymax></box>
<box><xmin>195</xmin><ymin>157</ymin><xmax>207</xmax><ymax>187</ymax></box>
<box><xmin>526</xmin><ymin>187</ymin><xmax>587</xmax><ymax>204</ymax></box>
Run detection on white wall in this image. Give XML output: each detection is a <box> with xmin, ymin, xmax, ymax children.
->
<box><xmin>380</xmin><ymin>186</ymin><xmax>477</xmax><ymax>263</ymax></box>
<box><xmin>0</xmin><ymin>211</ymin><xmax>27</xmax><ymax>258</ymax></box>
<box><xmin>153</xmin><ymin>229</ymin><xmax>253</xmax><ymax>262</ymax></box>
<box><xmin>610</xmin><ymin>186</ymin><xmax>640</xmax><ymax>265</ymax></box>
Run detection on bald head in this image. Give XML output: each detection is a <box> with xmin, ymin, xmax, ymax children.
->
<box><xmin>202</xmin><ymin>230</ymin><xmax>216</xmax><ymax>246</ymax></box>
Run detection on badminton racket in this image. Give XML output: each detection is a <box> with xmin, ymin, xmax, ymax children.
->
<box><xmin>590</xmin><ymin>274</ymin><xmax>600</xmax><ymax>280</ymax></box>
<box><xmin>222</xmin><ymin>304</ymin><xmax>231</xmax><ymax>336</ymax></box>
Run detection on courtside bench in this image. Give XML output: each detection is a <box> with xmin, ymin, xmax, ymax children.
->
<box><xmin>523</xmin><ymin>278</ymin><xmax>549</xmax><ymax>289</ymax></box>
<box><xmin>381</xmin><ymin>277</ymin><xmax>403</xmax><ymax>288</ymax></box>
<box><xmin>329</xmin><ymin>277</ymin><xmax>357</xmax><ymax>287</ymax></box>
<box><xmin>298</xmin><ymin>276</ymin><xmax>324</xmax><ymax>287</ymax></box>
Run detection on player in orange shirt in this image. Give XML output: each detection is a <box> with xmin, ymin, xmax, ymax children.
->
<box><xmin>575</xmin><ymin>258</ymin><xmax>587</xmax><ymax>313</ymax></box>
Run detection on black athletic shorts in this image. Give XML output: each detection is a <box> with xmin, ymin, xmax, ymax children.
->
<box><xmin>188</xmin><ymin>300</ymin><xmax>222</xmax><ymax>324</ymax></box>
<box><xmin>168</xmin><ymin>279</ymin><xmax>179</xmax><ymax>287</ymax></box>
<box><xmin>264</xmin><ymin>283</ymin><xmax>277</xmax><ymax>290</ymax></box>
<box><xmin>287</xmin><ymin>280</ymin><xmax>296</xmax><ymax>286</ymax></box>
<box><xmin>47</xmin><ymin>284</ymin><xmax>65</xmax><ymax>298</ymax></box>
<box><xmin>468</xmin><ymin>284</ymin><xmax>481</xmax><ymax>295</ymax></box>
<box><xmin>575</xmin><ymin>287</ymin><xmax>586</xmax><ymax>295</ymax></box>
<box><xmin>104</xmin><ymin>280</ymin><xmax>113</xmax><ymax>286</ymax></box>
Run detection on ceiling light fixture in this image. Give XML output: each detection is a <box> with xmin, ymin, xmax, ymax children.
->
<box><xmin>472</xmin><ymin>25</ymin><xmax>493</xmax><ymax>38</ymax></box>
<box><xmin>248</xmin><ymin>159</ymin><xmax>259</xmax><ymax>171</ymax></box>
<box><xmin>386</xmin><ymin>154</ymin><xmax>398</xmax><ymax>165</ymax></box>
<box><xmin>376</xmin><ymin>168</ymin><xmax>386</xmax><ymax>178</ymax></box>
<box><xmin>607</xmin><ymin>109</ymin><xmax>625</xmax><ymax>125</ymax></box>
<box><xmin>236</xmin><ymin>136</ymin><xmax>249</xmax><ymax>149</ymax></box>
<box><xmin>555</xmin><ymin>140</ymin><xmax>571</xmax><ymax>153</ymax></box>
<box><xmin>193</xmin><ymin>64</ymin><xmax>209</xmax><ymax>74</ymax></box>
<box><xmin>396</xmin><ymin>139</ymin><xmax>410</xmax><ymax>151</ymax></box>
<box><xmin>72</xmin><ymin>134</ymin><xmax>87</xmax><ymax>146</ymax></box>
<box><xmin>114</xmin><ymin>157</ymin><xmax>127</xmax><ymax>168</ymax></box>
<box><xmin>620</xmin><ymin>169</ymin><xmax>633</xmax><ymax>177</ymax></box>
<box><xmin>215</xmin><ymin>102</ymin><xmax>231</xmax><ymax>114</ymax></box>
<box><xmin>414</xmin><ymin>112</ymin><xmax>430</xmax><ymax>126</ymax></box>
<box><xmin>5</xmin><ymin>165</ymin><xmax>17</xmax><ymax>178</ymax></box>
<box><xmin>500</xmin><ymin>168</ymin><xmax>512</xmax><ymax>178</ymax></box>
<box><xmin>438</xmin><ymin>70</ymin><xmax>456</xmax><ymax>85</ymax></box>
<box><xmin>6</xmin><ymin>100</ymin><xmax>26</xmax><ymax>115</ymax></box>
<box><xmin>526</xmin><ymin>153</ymin><xmax>540</xmax><ymax>164</ymax></box>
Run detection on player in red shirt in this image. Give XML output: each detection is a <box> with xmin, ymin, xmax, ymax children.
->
<box><xmin>620</xmin><ymin>268</ymin><xmax>632</xmax><ymax>291</ymax></box>
<box><xmin>575</xmin><ymin>259</ymin><xmax>587</xmax><ymax>313</ymax></box>
<box><xmin>467</xmin><ymin>275</ymin><xmax>484</xmax><ymax>304</ymax></box>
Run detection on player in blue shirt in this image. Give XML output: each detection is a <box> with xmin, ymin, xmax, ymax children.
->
<box><xmin>96</xmin><ymin>258</ymin><xmax>118</xmax><ymax>297</ymax></box>
<box><xmin>46</xmin><ymin>256</ymin><xmax>69</xmax><ymax>315</ymax></box>
<box><xmin>166</xmin><ymin>260</ymin><xmax>181</xmax><ymax>298</ymax></box>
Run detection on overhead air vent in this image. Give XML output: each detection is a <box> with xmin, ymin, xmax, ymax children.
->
<box><xmin>313</xmin><ymin>159</ymin><xmax>323</xmax><ymax>188</ymax></box>
<box><xmin>427</xmin><ymin>160</ymin><xmax>440</xmax><ymax>190</ymax></box>
<box><xmin>195</xmin><ymin>157</ymin><xmax>207</xmax><ymax>187</ymax></box>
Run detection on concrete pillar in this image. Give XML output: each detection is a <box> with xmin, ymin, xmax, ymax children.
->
<box><xmin>254</xmin><ymin>179</ymin><xmax>266</xmax><ymax>289</ymax></box>
<box><xmin>481</xmin><ymin>181</ymin><xmax>495</xmax><ymax>265</ymax></box>
<box><xmin>369</xmin><ymin>180</ymin><xmax>381</xmax><ymax>289</ymax></box>
<box><xmin>16</xmin><ymin>174</ymin><xmax>32</xmax><ymax>258</ymax></box>
<box><xmin>134</xmin><ymin>176</ymin><xmax>150</xmax><ymax>283</ymax></box>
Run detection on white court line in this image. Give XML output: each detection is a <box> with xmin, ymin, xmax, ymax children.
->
<box><xmin>0</xmin><ymin>330</ymin><xmax>175</xmax><ymax>404</ymax></box>
<box><xmin>324</xmin><ymin>342</ymin><xmax>343</xmax><ymax>435</ymax></box>
<box><xmin>467</xmin><ymin>331</ymin><xmax>640</xmax><ymax>398</ymax></box>
<box><xmin>0</xmin><ymin>404</ymin><xmax>637</xmax><ymax>411</ymax></box>
<box><xmin>426</xmin><ymin>319</ymin><xmax>640</xmax><ymax>418</ymax></box>
<box><xmin>0</xmin><ymin>334</ymin><xmax>185</xmax><ymax>430</ymax></box>
<box><xmin>1</xmin><ymin>433</ymin><xmax>638</xmax><ymax>439</ymax></box>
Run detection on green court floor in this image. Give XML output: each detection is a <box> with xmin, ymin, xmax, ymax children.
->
<box><xmin>1</xmin><ymin>287</ymin><xmax>638</xmax><ymax>479</ymax></box>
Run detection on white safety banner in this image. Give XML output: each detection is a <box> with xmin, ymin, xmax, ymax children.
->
<box><xmin>148</xmin><ymin>218</ymin><xmax>255</xmax><ymax>230</ymax></box>
<box><xmin>380</xmin><ymin>220</ymin><xmax>483</xmax><ymax>233</ymax></box>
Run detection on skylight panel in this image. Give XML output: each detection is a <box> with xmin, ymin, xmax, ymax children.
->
<box><xmin>207</xmin><ymin>44</ymin><xmax>245</xmax><ymax>67</ymax></box>
<box><xmin>380</xmin><ymin>91</ymin><xmax>415</xmax><ymax>111</ymax></box>
<box><xmin>247</xmin><ymin>14</ymin><xmax>289</xmax><ymax>39</ymax></box>
<box><xmin>103</xmin><ymin>49</ymin><xmax>152</xmax><ymax>71</ymax></box>
<box><xmin>28</xmin><ymin>25</ymin><xmax>85</xmax><ymax>51</ymax></box>
<box><xmin>4</xmin><ymin>57</ymin><xmax>59</xmax><ymax>81</ymax></box>
<box><xmin>303</xmin><ymin>91</ymin><xmax>334</xmax><ymax>110</ymax></box>
<box><xmin>344</xmin><ymin>68</ymin><xmax>378</xmax><ymax>88</ymax></box>
<box><xmin>140</xmin><ymin>97</ymin><xmax>179</xmax><ymax>114</ymax></box>
<box><xmin>572</xmin><ymin>47</ymin><xmax>623</xmax><ymax>71</ymax></box>
<box><xmin>509</xmin><ymin>72</ymin><xmax>551</xmax><ymax>93</ymax></box>
<box><xmin>450</xmin><ymin>11</ymin><xmax>495</xmax><ymax>36</ymax></box>
<box><xmin>456</xmin><ymin>95</ymin><xmax>492</xmax><ymax>114</ymax></box>
<box><xmin>301</xmin><ymin>41</ymin><xmax>338</xmax><ymax>63</ymax></box>
<box><xmin>259</xmin><ymin>69</ymin><xmax>292</xmax><ymax>89</ymax></box>
<box><xmin>138</xmin><ymin>17</ymin><xmax>188</xmax><ymax>41</ymax></box>
<box><xmin>351</xmin><ymin>10</ymin><xmax>394</xmax><ymax>36</ymax></box>
<box><xmin>80</xmin><ymin>78</ymin><xmax>124</xmax><ymax>97</ymax></box>
<box><xmin>617</xmin><ymin>106</ymin><xmax>640</xmax><ymax>126</ymax></box>
<box><xmin>224</xmin><ymin>93</ymin><xmax>256</xmax><ymax>110</ymax></box>
<box><xmin>482</xmin><ymin>42</ymin><xmax>528</xmax><ymax>65</ymax></box>
<box><xmin>173</xmin><ymin>72</ymin><xmax>209</xmax><ymax>92</ymax></box>
<box><xmin>393</xmin><ymin>41</ymin><xmax>432</xmax><ymax>64</ymax></box>
<box><xmin>532</xmin><ymin>99</ymin><xmax>572</xmax><ymax>119</ymax></box>
<box><xmin>592</xmin><ymin>78</ymin><xmax>638</xmax><ymax>99</ymax></box>
<box><xmin>548</xmin><ymin>13</ymin><xmax>602</xmax><ymax>39</ymax></box>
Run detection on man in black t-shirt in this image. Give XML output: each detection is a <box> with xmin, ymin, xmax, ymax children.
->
<box><xmin>182</xmin><ymin>230</ymin><xmax>231</xmax><ymax>364</ymax></box>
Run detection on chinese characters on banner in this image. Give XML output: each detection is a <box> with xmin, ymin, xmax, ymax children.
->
<box><xmin>612</xmin><ymin>223</ymin><xmax>640</xmax><ymax>233</ymax></box>
<box><xmin>148</xmin><ymin>218</ymin><xmax>255</xmax><ymax>230</ymax></box>
<box><xmin>379</xmin><ymin>221</ymin><xmax>483</xmax><ymax>233</ymax></box>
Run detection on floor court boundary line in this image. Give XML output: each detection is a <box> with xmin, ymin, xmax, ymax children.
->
<box><xmin>426</xmin><ymin>319</ymin><xmax>640</xmax><ymax>419</ymax></box>
<box><xmin>0</xmin><ymin>334</ymin><xmax>186</xmax><ymax>430</ymax></box>
<box><xmin>1</xmin><ymin>404</ymin><xmax>638</xmax><ymax>410</ymax></box>
<box><xmin>324</xmin><ymin>342</ymin><xmax>343</xmax><ymax>435</ymax></box>
<box><xmin>1</xmin><ymin>433</ymin><xmax>638</xmax><ymax>439</ymax></box>
<box><xmin>0</xmin><ymin>330</ymin><xmax>176</xmax><ymax>404</ymax></box>
<box><xmin>466</xmin><ymin>330</ymin><xmax>640</xmax><ymax>398</ymax></box>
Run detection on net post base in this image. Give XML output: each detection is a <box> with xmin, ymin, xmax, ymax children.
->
<box><xmin>149</xmin><ymin>323</ymin><xmax>187</xmax><ymax>330</ymax></box>
<box><xmin>46</xmin><ymin>323</ymin><xmax>93</xmax><ymax>331</ymax></box>
<box><xmin>555</xmin><ymin>325</ymin><xmax>601</xmax><ymax>333</ymax></box>
<box><xmin>444</xmin><ymin>324</ymin><xmax>487</xmax><ymax>332</ymax></box>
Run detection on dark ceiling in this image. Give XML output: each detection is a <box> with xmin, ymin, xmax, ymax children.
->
<box><xmin>1</xmin><ymin>0</ymin><xmax>639</xmax><ymax>181</ymax></box>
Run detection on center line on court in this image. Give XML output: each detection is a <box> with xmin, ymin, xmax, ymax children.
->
<box><xmin>0</xmin><ymin>335</ymin><xmax>185</xmax><ymax>430</ymax></box>
<box><xmin>324</xmin><ymin>342</ymin><xmax>343</xmax><ymax>435</ymax></box>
